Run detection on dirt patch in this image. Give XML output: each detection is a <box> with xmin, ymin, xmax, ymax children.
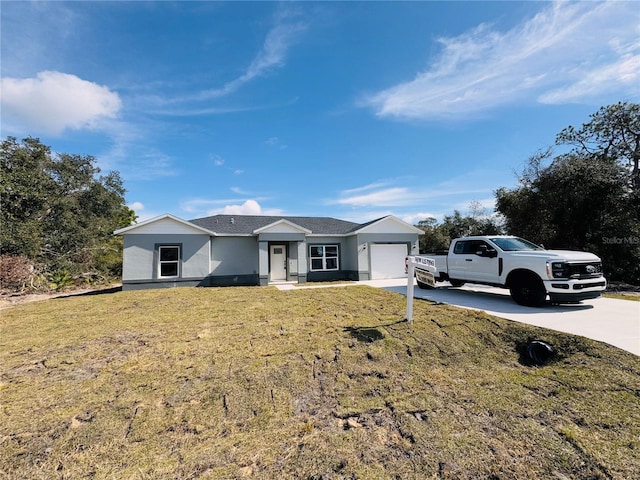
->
<box><xmin>1</xmin><ymin>286</ymin><xmax>638</xmax><ymax>479</ymax></box>
<box><xmin>0</xmin><ymin>284</ymin><xmax>121</xmax><ymax>310</ymax></box>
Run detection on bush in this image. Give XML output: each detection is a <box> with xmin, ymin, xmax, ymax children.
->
<box><xmin>47</xmin><ymin>270</ymin><xmax>75</xmax><ymax>291</ymax></box>
<box><xmin>0</xmin><ymin>254</ymin><xmax>40</xmax><ymax>292</ymax></box>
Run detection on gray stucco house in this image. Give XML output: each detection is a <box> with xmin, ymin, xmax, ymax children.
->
<box><xmin>114</xmin><ymin>213</ymin><xmax>422</xmax><ymax>290</ymax></box>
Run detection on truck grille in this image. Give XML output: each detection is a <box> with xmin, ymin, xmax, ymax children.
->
<box><xmin>573</xmin><ymin>281</ymin><xmax>606</xmax><ymax>290</ymax></box>
<box><xmin>568</xmin><ymin>262</ymin><xmax>603</xmax><ymax>279</ymax></box>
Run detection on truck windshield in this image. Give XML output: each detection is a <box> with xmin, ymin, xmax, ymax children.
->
<box><xmin>489</xmin><ymin>237</ymin><xmax>544</xmax><ymax>251</ymax></box>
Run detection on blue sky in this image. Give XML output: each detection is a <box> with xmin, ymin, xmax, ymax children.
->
<box><xmin>2</xmin><ymin>1</ymin><xmax>638</xmax><ymax>224</ymax></box>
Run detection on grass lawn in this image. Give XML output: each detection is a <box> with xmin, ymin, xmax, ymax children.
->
<box><xmin>1</xmin><ymin>286</ymin><xmax>639</xmax><ymax>479</ymax></box>
<box><xmin>603</xmin><ymin>293</ymin><xmax>640</xmax><ymax>301</ymax></box>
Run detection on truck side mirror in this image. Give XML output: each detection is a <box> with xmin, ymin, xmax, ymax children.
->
<box><xmin>476</xmin><ymin>246</ymin><xmax>497</xmax><ymax>258</ymax></box>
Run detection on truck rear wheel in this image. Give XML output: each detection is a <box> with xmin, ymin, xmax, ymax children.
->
<box><xmin>509</xmin><ymin>274</ymin><xmax>546</xmax><ymax>307</ymax></box>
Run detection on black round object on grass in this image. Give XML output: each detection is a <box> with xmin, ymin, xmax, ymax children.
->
<box><xmin>526</xmin><ymin>340</ymin><xmax>555</xmax><ymax>365</ymax></box>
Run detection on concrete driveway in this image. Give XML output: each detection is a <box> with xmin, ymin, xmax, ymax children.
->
<box><xmin>363</xmin><ymin>278</ymin><xmax>639</xmax><ymax>356</ymax></box>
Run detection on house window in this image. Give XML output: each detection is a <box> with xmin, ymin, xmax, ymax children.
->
<box><xmin>310</xmin><ymin>245</ymin><xmax>339</xmax><ymax>271</ymax></box>
<box><xmin>158</xmin><ymin>246</ymin><xmax>180</xmax><ymax>278</ymax></box>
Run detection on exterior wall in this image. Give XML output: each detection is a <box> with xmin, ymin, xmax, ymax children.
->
<box><xmin>202</xmin><ymin>236</ymin><xmax>260</xmax><ymax>287</ymax></box>
<box><xmin>120</xmin><ymin>224</ymin><xmax>420</xmax><ymax>290</ymax></box>
<box><xmin>122</xmin><ymin>233</ymin><xmax>210</xmax><ymax>290</ymax></box>
<box><xmin>306</xmin><ymin>236</ymin><xmax>357</xmax><ymax>282</ymax></box>
<box><xmin>342</xmin><ymin>235</ymin><xmax>359</xmax><ymax>272</ymax></box>
<box><xmin>210</xmin><ymin>237</ymin><xmax>258</xmax><ymax>275</ymax></box>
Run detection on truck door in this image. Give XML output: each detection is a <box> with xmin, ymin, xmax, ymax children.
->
<box><xmin>468</xmin><ymin>240</ymin><xmax>499</xmax><ymax>282</ymax></box>
<box><xmin>448</xmin><ymin>240</ymin><xmax>499</xmax><ymax>283</ymax></box>
<box><xmin>447</xmin><ymin>240</ymin><xmax>472</xmax><ymax>281</ymax></box>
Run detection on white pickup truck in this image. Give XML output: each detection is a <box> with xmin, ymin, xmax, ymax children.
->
<box><xmin>407</xmin><ymin>236</ymin><xmax>607</xmax><ymax>307</ymax></box>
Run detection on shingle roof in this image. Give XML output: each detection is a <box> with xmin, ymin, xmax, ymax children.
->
<box><xmin>189</xmin><ymin>214</ymin><xmax>364</xmax><ymax>235</ymax></box>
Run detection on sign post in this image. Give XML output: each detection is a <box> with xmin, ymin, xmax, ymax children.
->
<box><xmin>406</xmin><ymin>260</ymin><xmax>415</xmax><ymax>322</ymax></box>
<box><xmin>406</xmin><ymin>256</ymin><xmax>436</xmax><ymax>323</ymax></box>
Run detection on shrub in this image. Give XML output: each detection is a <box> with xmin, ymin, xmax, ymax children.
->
<box><xmin>0</xmin><ymin>254</ymin><xmax>39</xmax><ymax>292</ymax></box>
<box><xmin>47</xmin><ymin>270</ymin><xmax>75</xmax><ymax>291</ymax></box>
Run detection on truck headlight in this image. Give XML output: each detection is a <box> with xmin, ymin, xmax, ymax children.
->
<box><xmin>547</xmin><ymin>261</ymin><xmax>568</xmax><ymax>279</ymax></box>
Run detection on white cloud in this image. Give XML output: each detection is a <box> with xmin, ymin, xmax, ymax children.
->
<box><xmin>335</xmin><ymin>187</ymin><xmax>412</xmax><ymax>207</ymax></box>
<box><xmin>265</xmin><ymin>136</ymin><xmax>288</xmax><ymax>149</ymax></box>
<box><xmin>364</xmin><ymin>1</ymin><xmax>640</xmax><ymax>120</ymax></box>
<box><xmin>181</xmin><ymin>198</ymin><xmax>240</xmax><ymax>213</ymax></box>
<box><xmin>201</xmin><ymin>20</ymin><xmax>306</xmax><ymax>101</ymax></box>
<box><xmin>222</xmin><ymin>199</ymin><xmax>263</xmax><ymax>215</ymax></box>
<box><xmin>539</xmin><ymin>54</ymin><xmax>640</xmax><ymax>104</ymax></box>
<box><xmin>340</xmin><ymin>181</ymin><xmax>391</xmax><ymax>196</ymax></box>
<box><xmin>330</xmin><ymin>181</ymin><xmax>487</xmax><ymax>209</ymax></box>
<box><xmin>152</xmin><ymin>12</ymin><xmax>306</xmax><ymax>110</ymax></box>
<box><xmin>126</xmin><ymin>202</ymin><xmax>164</xmax><ymax>222</ymax></box>
<box><xmin>180</xmin><ymin>198</ymin><xmax>283</xmax><ymax>218</ymax></box>
<box><xmin>401</xmin><ymin>212</ymin><xmax>438</xmax><ymax>225</ymax></box>
<box><xmin>0</xmin><ymin>71</ymin><xmax>121</xmax><ymax>135</ymax></box>
<box><xmin>125</xmin><ymin>201</ymin><xmax>170</xmax><ymax>223</ymax></box>
<box><xmin>99</xmin><ymin>134</ymin><xmax>178</xmax><ymax>181</ymax></box>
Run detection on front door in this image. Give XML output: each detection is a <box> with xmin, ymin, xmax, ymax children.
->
<box><xmin>269</xmin><ymin>244</ymin><xmax>287</xmax><ymax>281</ymax></box>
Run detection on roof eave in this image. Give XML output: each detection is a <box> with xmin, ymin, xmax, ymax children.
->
<box><xmin>114</xmin><ymin>213</ymin><xmax>216</xmax><ymax>236</ymax></box>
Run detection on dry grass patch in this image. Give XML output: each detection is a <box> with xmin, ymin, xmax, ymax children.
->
<box><xmin>603</xmin><ymin>293</ymin><xmax>640</xmax><ymax>301</ymax></box>
<box><xmin>1</xmin><ymin>286</ymin><xmax>639</xmax><ymax>479</ymax></box>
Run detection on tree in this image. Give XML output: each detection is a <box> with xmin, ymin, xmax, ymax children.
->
<box><xmin>0</xmin><ymin>137</ymin><xmax>55</xmax><ymax>258</ymax></box>
<box><xmin>556</xmin><ymin>102</ymin><xmax>640</xmax><ymax>193</ymax></box>
<box><xmin>415</xmin><ymin>217</ymin><xmax>450</xmax><ymax>253</ymax></box>
<box><xmin>496</xmin><ymin>103</ymin><xmax>640</xmax><ymax>283</ymax></box>
<box><xmin>1</xmin><ymin>137</ymin><xmax>135</xmax><ymax>284</ymax></box>
<box><xmin>415</xmin><ymin>203</ymin><xmax>504</xmax><ymax>253</ymax></box>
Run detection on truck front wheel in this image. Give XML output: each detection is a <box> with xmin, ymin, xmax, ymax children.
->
<box><xmin>449</xmin><ymin>279</ymin><xmax>465</xmax><ymax>287</ymax></box>
<box><xmin>509</xmin><ymin>274</ymin><xmax>546</xmax><ymax>307</ymax></box>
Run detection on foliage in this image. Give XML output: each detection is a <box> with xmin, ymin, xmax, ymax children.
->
<box><xmin>496</xmin><ymin>103</ymin><xmax>640</xmax><ymax>283</ymax></box>
<box><xmin>47</xmin><ymin>269</ymin><xmax>75</xmax><ymax>291</ymax></box>
<box><xmin>415</xmin><ymin>217</ymin><xmax>451</xmax><ymax>253</ymax></box>
<box><xmin>0</xmin><ymin>254</ymin><xmax>40</xmax><ymax>291</ymax></box>
<box><xmin>415</xmin><ymin>202</ymin><xmax>504</xmax><ymax>253</ymax></box>
<box><xmin>0</xmin><ymin>137</ymin><xmax>135</xmax><ymax>288</ymax></box>
<box><xmin>556</xmin><ymin>102</ymin><xmax>640</xmax><ymax>193</ymax></box>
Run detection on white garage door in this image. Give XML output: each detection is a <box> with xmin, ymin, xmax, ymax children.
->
<box><xmin>370</xmin><ymin>244</ymin><xmax>408</xmax><ymax>280</ymax></box>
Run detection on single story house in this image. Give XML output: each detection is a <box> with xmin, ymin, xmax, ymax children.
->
<box><xmin>114</xmin><ymin>213</ymin><xmax>422</xmax><ymax>290</ymax></box>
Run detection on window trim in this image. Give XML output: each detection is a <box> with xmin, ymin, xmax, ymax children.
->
<box><xmin>309</xmin><ymin>244</ymin><xmax>339</xmax><ymax>271</ymax></box>
<box><xmin>453</xmin><ymin>240</ymin><xmax>497</xmax><ymax>255</ymax></box>
<box><xmin>155</xmin><ymin>244</ymin><xmax>182</xmax><ymax>279</ymax></box>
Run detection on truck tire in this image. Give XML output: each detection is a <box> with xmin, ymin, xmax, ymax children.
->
<box><xmin>449</xmin><ymin>279</ymin><xmax>465</xmax><ymax>287</ymax></box>
<box><xmin>509</xmin><ymin>273</ymin><xmax>546</xmax><ymax>307</ymax></box>
<box><xmin>416</xmin><ymin>280</ymin><xmax>435</xmax><ymax>289</ymax></box>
